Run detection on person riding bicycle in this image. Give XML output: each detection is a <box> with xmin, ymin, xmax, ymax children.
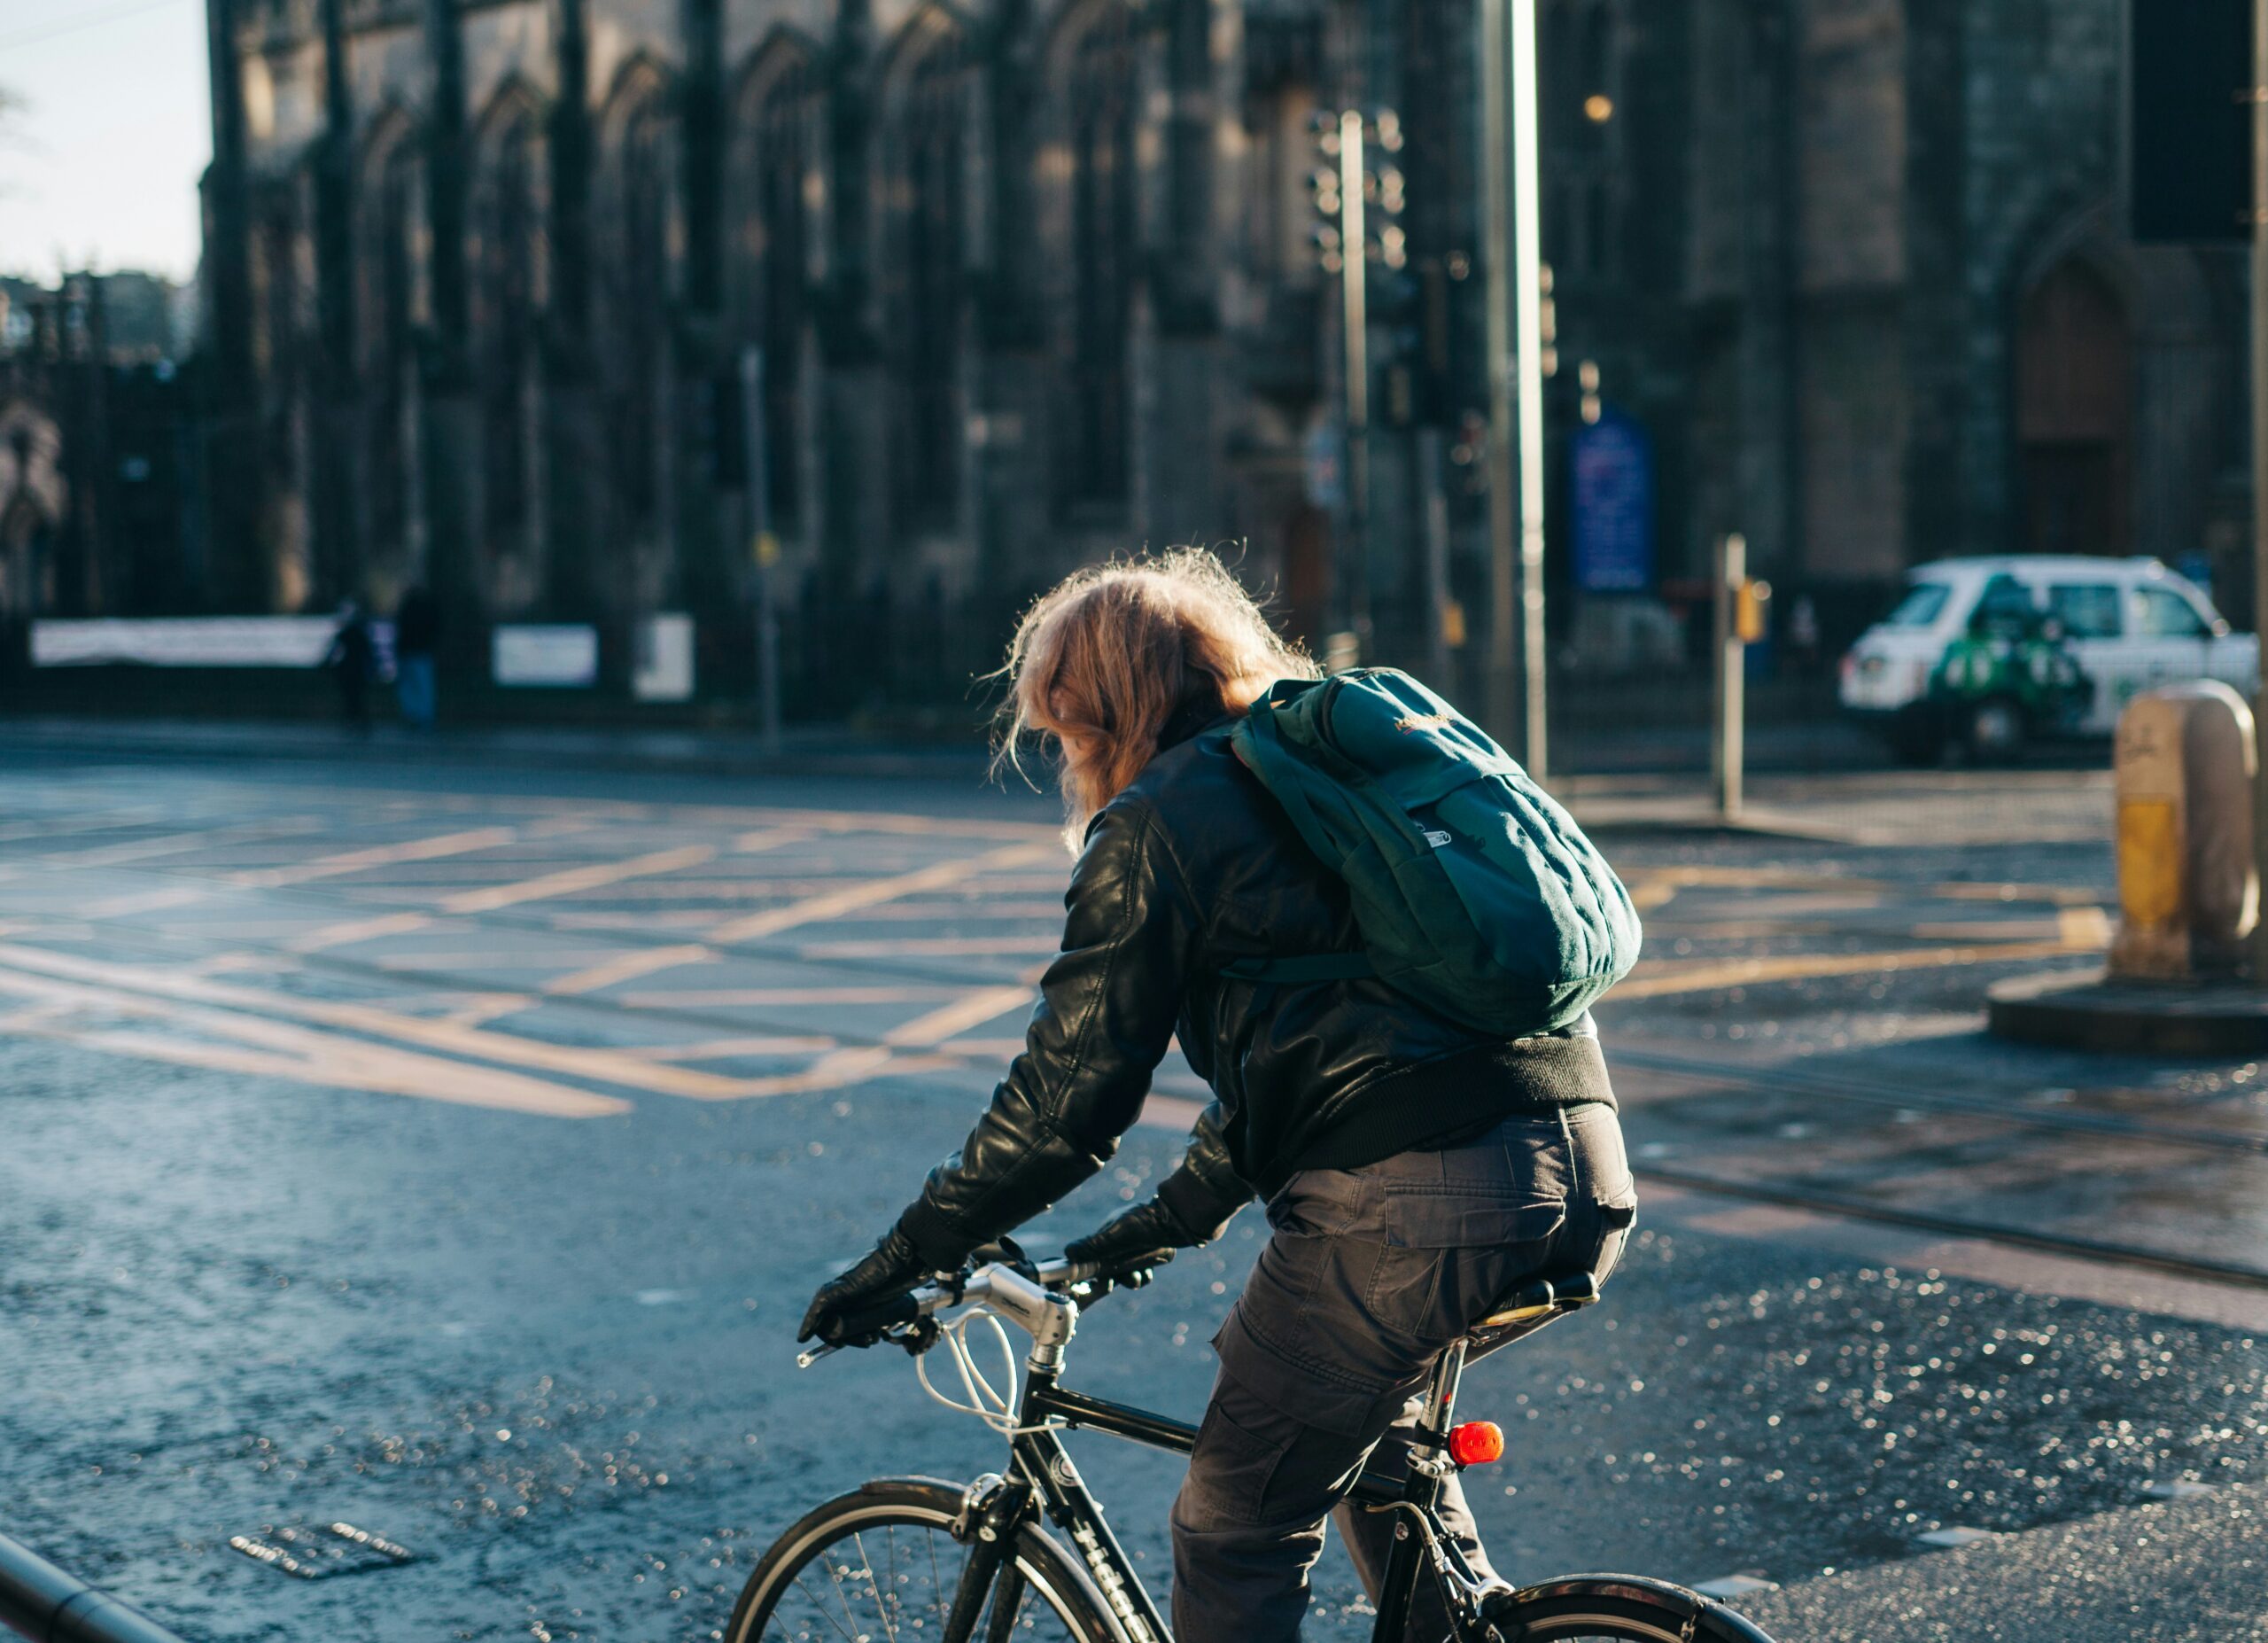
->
<box><xmin>800</xmin><ymin>549</ymin><xmax>1638</xmax><ymax>1641</ymax></box>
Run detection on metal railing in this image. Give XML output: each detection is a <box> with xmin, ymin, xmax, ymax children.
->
<box><xmin>0</xmin><ymin>1530</ymin><xmax>187</xmax><ymax>1643</ymax></box>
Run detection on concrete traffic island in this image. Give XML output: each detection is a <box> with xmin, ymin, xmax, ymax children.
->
<box><xmin>1990</xmin><ymin>682</ymin><xmax>2266</xmax><ymax>1056</ymax></box>
<box><xmin>1986</xmin><ymin>966</ymin><xmax>2268</xmax><ymax>1056</ymax></box>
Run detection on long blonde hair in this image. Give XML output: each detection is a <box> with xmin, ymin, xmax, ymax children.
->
<box><xmin>994</xmin><ymin>549</ymin><xmax>1318</xmax><ymax>844</ymax></box>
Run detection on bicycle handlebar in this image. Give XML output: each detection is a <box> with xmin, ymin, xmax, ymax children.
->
<box><xmin>799</xmin><ymin>1248</ymin><xmax>1177</xmax><ymax>1364</ymax></box>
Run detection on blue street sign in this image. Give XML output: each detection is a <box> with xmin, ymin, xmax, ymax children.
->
<box><xmin>1572</xmin><ymin>407</ymin><xmax>1655</xmax><ymax>594</ymax></box>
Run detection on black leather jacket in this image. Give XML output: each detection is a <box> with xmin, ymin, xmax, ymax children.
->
<box><xmin>895</xmin><ymin>714</ymin><xmax>1616</xmax><ymax>1267</ymax></box>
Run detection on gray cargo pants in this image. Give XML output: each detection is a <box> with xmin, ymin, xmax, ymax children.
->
<box><xmin>1169</xmin><ymin>1103</ymin><xmax>1636</xmax><ymax>1642</ymax></box>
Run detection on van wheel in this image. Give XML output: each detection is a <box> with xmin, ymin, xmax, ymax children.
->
<box><xmin>1964</xmin><ymin>697</ymin><xmax>2027</xmax><ymax>764</ymax></box>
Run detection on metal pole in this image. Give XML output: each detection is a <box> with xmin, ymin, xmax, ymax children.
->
<box><xmin>1511</xmin><ymin>0</ymin><xmax>1549</xmax><ymax>780</ymax></box>
<box><xmin>0</xmin><ymin>1528</ymin><xmax>189</xmax><ymax>1643</ymax></box>
<box><xmin>1480</xmin><ymin>0</ymin><xmax>1519</xmax><ymax>749</ymax></box>
<box><xmin>1714</xmin><ymin>533</ymin><xmax>1746</xmax><ymax>821</ymax></box>
<box><xmin>1419</xmin><ymin>424</ymin><xmax>1454</xmax><ymax>688</ymax></box>
<box><xmin>1339</xmin><ymin>109</ymin><xmax>1371</xmax><ymax>654</ymax></box>
<box><xmin>2252</xmin><ymin>0</ymin><xmax>2268</xmax><ymax>981</ymax></box>
<box><xmin>738</xmin><ymin>345</ymin><xmax>783</xmax><ymax>756</ymax></box>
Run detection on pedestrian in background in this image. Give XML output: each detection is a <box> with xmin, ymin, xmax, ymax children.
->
<box><xmin>324</xmin><ymin>598</ymin><xmax>375</xmax><ymax>735</ymax></box>
<box><xmin>393</xmin><ymin>585</ymin><xmax>439</xmax><ymax>730</ymax></box>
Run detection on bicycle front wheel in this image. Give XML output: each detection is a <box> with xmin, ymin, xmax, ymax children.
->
<box><xmin>727</xmin><ymin>1476</ymin><xmax>1126</xmax><ymax>1643</ymax></box>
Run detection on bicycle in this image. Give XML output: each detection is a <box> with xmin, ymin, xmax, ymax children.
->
<box><xmin>731</xmin><ymin>1247</ymin><xmax>1778</xmax><ymax>1643</ymax></box>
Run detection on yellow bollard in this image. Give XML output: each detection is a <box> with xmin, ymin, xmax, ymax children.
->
<box><xmin>2110</xmin><ymin>682</ymin><xmax>2258</xmax><ymax>981</ymax></box>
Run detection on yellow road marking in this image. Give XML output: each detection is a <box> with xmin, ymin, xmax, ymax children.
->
<box><xmin>882</xmin><ymin>985</ymin><xmax>1035</xmax><ymax>1047</ymax></box>
<box><xmin>801</xmin><ymin>936</ymin><xmax>1057</xmax><ymax>960</ymax></box>
<box><xmin>936</xmin><ymin>1037</ymin><xmax>1028</xmax><ymax>1058</ymax></box>
<box><xmin>184</xmin><ymin>952</ymin><xmax>290</xmax><ymax>975</ymax></box>
<box><xmin>830</xmin><ymin>899</ymin><xmax>1069</xmax><ymax>923</ymax></box>
<box><xmin>1610</xmin><ymin>936</ymin><xmax>2100</xmax><ymax>1001</ymax></box>
<box><xmin>732</xmin><ymin>826</ymin><xmax>820</xmax><ymax>854</ymax></box>
<box><xmin>7</xmin><ymin>816</ymin><xmax>327</xmax><ymax>874</ymax></box>
<box><xmin>0</xmin><ymin>944</ymin><xmax>750</xmax><ymax>1101</ymax></box>
<box><xmin>1907</xmin><ymin>908</ymin><xmax>2113</xmax><ymax>943</ymax></box>
<box><xmin>1930</xmin><ymin>881</ymin><xmax>2109</xmax><ymax>907</ymax></box>
<box><xmin>0</xmin><ymin>807</ymin><xmax>167</xmax><ymax>845</ymax></box>
<box><xmin>439</xmin><ymin>845</ymin><xmax>717</xmax><ymax>913</ymax></box>
<box><xmin>440</xmin><ymin>994</ymin><xmax>532</xmax><ymax>1027</ymax></box>
<box><xmin>617</xmin><ymin>1036</ymin><xmax>840</xmax><ymax>1061</ymax></box>
<box><xmin>81</xmin><ymin>884</ymin><xmax>212</xmax><ymax>918</ymax></box>
<box><xmin>706</xmin><ymin>842</ymin><xmax>1056</xmax><ymax>944</ymax></box>
<box><xmin>618</xmin><ymin>986</ymin><xmax>960</xmax><ymax>1008</ymax></box>
<box><xmin>0</xmin><ymin>964</ymin><xmax>626</xmax><ymax>1117</ymax></box>
<box><xmin>284</xmin><ymin>911</ymin><xmax>435</xmax><ymax>953</ymax></box>
<box><xmin>1626</xmin><ymin>863</ymin><xmax>2103</xmax><ymax>915</ymax></box>
<box><xmin>230</xmin><ymin>826</ymin><xmax>518</xmax><ymax>888</ymax></box>
<box><xmin>374</xmin><ymin>948</ymin><xmax>656</xmax><ymax>971</ymax></box>
<box><xmin>543</xmin><ymin>944</ymin><xmax>717</xmax><ymax>997</ymax></box>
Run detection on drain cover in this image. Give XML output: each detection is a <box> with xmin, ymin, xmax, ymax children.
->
<box><xmin>230</xmin><ymin>1522</ymin><xmax>414</xmax><ymax>1579</ymax></box>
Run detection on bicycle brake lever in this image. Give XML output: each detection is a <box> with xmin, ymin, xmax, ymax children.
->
<box><xmin>795</xmin><ymin>1342</ymin><xmax>847</xmax><ymax>1369</ymax></box>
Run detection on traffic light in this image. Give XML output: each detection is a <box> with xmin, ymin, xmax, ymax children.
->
<box><xmin>2132</xmin><ymin>0</ymin><xmax>2254</xmax><ymax>244</ymax></box>
<box><xmin>1306</xmin><ymin>108</ymin><xmax>1408</xmax><ymax>273</ymax></box>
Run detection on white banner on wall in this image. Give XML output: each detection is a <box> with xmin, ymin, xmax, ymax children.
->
<box><xmin>32</xmin><ymin>617</ymin><xmax>393</xmax><ymax>672</ymax></box>
<box><xmin>632</xmin><ymin>613</ymin><xmax>695</xmax><ymax>703</ymax></box>
<box><xmin>492</xmin><ymin>625</ymin><xmax>599</xmax><ymax>689</ymax></box>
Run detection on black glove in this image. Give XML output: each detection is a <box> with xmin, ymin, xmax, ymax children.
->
<box><xmin>798</xmin><ymin>1226</ymin><xmax>929</xmax><ymax>1343</ymax></box>
<box><xmin>1063</xmin><ymin>1196</ymin><xmax>1202</xmax><ymax>1275</ymax></box>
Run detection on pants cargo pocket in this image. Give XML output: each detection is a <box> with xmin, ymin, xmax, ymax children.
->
<box><xmin>1178</xmin><ymin>1393</ymin><xmax>1294</xmax><ymax>1531</ymax></box>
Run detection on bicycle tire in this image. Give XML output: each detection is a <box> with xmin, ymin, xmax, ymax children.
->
<box><xmin>1483</xmin><ymin>1574</ymin><xmax>1778</xmax><ymax>1642</ymax></box>
<box><xmin>726</xmin><ymin>1476</ymin><xmax>1129</xmax><ymax>1643</ymax></box>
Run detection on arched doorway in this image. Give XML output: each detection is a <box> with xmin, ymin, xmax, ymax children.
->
<box><xmin>2017</xmin><ymin>257</ymin><xmax>2132</xmax><ymax>557</ymax></box>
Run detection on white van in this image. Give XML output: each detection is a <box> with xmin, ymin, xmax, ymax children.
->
<box><xmin>1839</xmin><ymin>556</ymin><xmax>2257</xmax><ymax>762</ymax></box>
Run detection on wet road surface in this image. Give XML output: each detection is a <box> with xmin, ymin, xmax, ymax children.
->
<box><xmin>0</xmin><ymin>746</ymin><xmax>2260</xmax><ymax>1639</ymax></box>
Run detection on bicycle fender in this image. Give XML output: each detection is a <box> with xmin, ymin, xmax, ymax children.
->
<box><xmin>1494</xmin><ymin>1572</ymin><xmax>1778</xmax><ymax>1642</ymax></box>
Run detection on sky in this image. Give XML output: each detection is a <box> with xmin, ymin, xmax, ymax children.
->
<box><xmin>0</xmin><ymin>0</ymin><xmax>212</xmax><ymax>284</ymax></box>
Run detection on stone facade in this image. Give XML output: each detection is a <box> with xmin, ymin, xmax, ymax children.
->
<box><xmin>195</xmin><ymin>0</ymin><xmax>2251</xmax><ymax>712</ymax></box>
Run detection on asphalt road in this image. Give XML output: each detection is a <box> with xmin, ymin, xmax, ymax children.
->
<box><xmin>0</xmin><ymin>740</ymin><xmax>2261</xmax><ymax>1641</ymax></box>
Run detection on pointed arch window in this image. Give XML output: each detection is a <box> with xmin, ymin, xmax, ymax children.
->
<box><xmin>1065</xmin><ymin>4</ymin><xmax>1137</xmax><ymax>508</ymax></box>
<box><xmin>888</xmin><ymin>34</ymin><xmax>971</xmax><ymax>531</ymax></box>
<box><xmin>361</xmin><ymin>130</ymin><xmax>421</xmax><ymax>557</ymax></box>
<box><xmin>738</xmin><ymin>52</ymin><xmax>818</xmax><ymax>527</ymax></box>
<box><xmin>474</xmin><ymin>102</ymin><xmax>547</xmax><ymax>557</ymax></box>
<box><xmin>602</xmin><ymin>82</ymin><xmax>675</xmax><ymax>535</ymax></box>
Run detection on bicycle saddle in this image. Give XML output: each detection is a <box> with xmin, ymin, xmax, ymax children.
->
<box><xmin>1475</xmin><ymin>1268</ymin><xmax>1600</xmax><ymax>1331</ymax></box>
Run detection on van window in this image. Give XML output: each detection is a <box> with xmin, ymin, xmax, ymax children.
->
<box><xmin>1884</xmin><ymin>583</ymin><xmax>1952</xmax><ymax>627</ymax></box>
<box><xmin>2047</xmin><ymin>583</ymin><xmax>2122</xmax><ymax>639</ymax></box>
<box><xmin>2137</xmin><ymin>587</ymin><xmax>2210</xmax><ymax>638</ymax></box>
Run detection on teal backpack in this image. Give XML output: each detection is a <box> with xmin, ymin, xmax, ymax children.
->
<box><xmin>1224</xmin><ymin>668</ymin><xmax>1641</xmax><ymax>1036</ymax></box>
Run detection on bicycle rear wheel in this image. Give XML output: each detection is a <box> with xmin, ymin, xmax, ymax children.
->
<box><xmin>727</xmin><ymin>1476</ymin><xmax>1124</xmax><ymax>1643</ymax></box>
<box><xmin>1482</xmin><ymin>1575</ymin><xmax>1778</xmax><ymax>1643</ymax></box>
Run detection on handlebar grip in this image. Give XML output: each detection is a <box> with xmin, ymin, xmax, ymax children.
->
<box><xmin>822</xmin><ymin>1290</ymin><xmax>921</xmax><ymax>1343</ymax></box>
<box><xmin>1057</xmin><ymin>1246</ymin><xmax>1178</xmax><ymax>1289</ymax></box>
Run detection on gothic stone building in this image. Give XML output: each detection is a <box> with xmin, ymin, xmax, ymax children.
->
<box><xmin>199</xmin><ymin>0</ymin><xmax>2249</xmax><ymax>713</ymax></box>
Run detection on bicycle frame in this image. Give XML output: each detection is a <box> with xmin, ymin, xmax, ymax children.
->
<box><xmin>980</xmin><ymin>1338</ymin><xmax>1494</xmax><ymax>1643</ymax></box>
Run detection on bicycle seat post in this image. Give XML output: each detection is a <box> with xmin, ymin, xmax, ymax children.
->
<box><xmin>1418</xmin><ymin>1338</ymin><xmax>1469</xmax><ymax>1439</ymax></box>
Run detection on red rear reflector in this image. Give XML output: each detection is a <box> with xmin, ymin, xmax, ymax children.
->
<box><xmin>1449</xmin><ymin>1421</ymin><xmax>1503</xmax><ymax>1467</ymax></box>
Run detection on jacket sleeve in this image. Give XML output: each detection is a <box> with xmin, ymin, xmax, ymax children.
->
<box><xmin>1153</xmin><ymin>1100</ymin><xmax>1254</xmax><ymax>1242</ymax></box>
<box><xmin>896</xmin><ymin>798</ymin><xmax>1201</xmax><ymax>1267</ymax></box>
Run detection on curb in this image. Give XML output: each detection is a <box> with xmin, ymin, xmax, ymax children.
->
<box><xmin>1986</xmin><ymin>966</ymin><xmax>2268</xmax><ymax>1056</ymax></box>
